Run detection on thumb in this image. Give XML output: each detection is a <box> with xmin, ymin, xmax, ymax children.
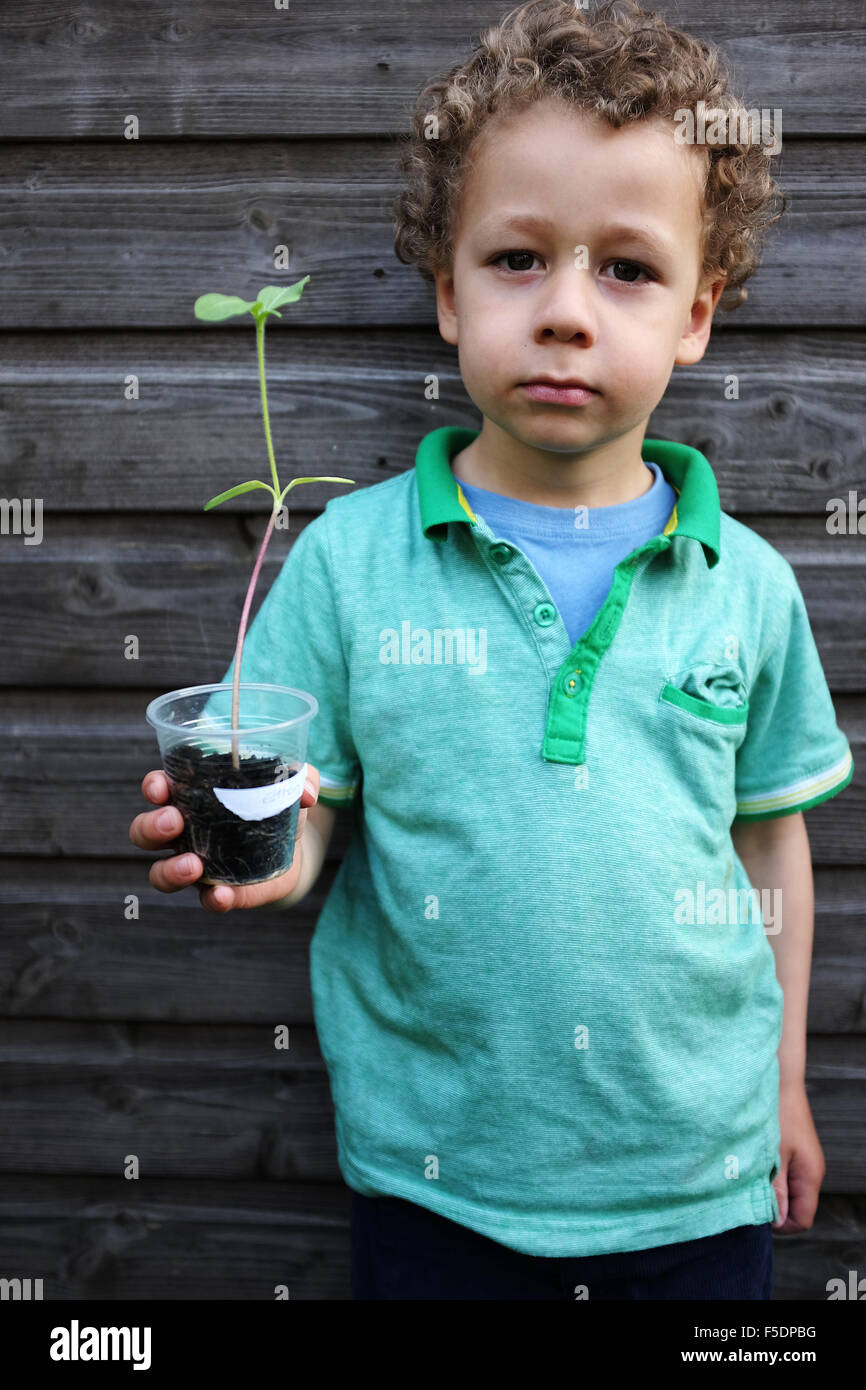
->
<box><xmin>771</xmin><ymin>1168</ymin><xmax>788</xmax><ymax>1228</ymax></box>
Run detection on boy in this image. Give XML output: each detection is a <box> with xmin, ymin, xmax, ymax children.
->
<box><xmin>131</xmin><ymin>0</ymin><xmax>854</xmax><ymax>1299</ymax></box>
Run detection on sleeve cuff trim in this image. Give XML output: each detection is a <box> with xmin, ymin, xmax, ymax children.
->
<box><xmin>317</xmin><ymin>772</ymin><xmax>358</xmax><ymax>806</ymax></box>
<box><xmin>735</xmin><ymin>749</ymin><xmax>853</xmax><ymax>817</ymax></box>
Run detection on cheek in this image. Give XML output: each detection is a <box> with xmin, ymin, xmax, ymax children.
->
<box><xmin>458</xmin><ymin>348</ymin><xmax>500</xmax><ymax>402</ymax></box>
<box><xmin>460</xmin><ymin>314</ymin><xmax>512</xmax><ymax>371</ymax></box>
<box><xmin>610</xmin><ymin>337</ymin><xmax>670</xmax><ymax>382</ymax></box>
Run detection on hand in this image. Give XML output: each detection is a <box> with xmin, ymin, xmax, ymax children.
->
<box><xmin>129</xmin><ymin>764</ymin><xmax>320</xmax><ymax>913</ymax></box>
<box><xmin>772</xmin><ymin>1081</ymin><xmax>826</xmax><ymax>1233</ymax></box>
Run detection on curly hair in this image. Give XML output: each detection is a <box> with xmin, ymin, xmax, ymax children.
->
<box><xmin>392</xmin><ymin>0</ymin><xmax>787</xmax><ymax>312</ymax></box>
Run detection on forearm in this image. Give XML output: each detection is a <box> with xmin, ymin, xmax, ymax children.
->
<box><xmin>731</xmin><ymin>811</ymin><xmax>814</xmax><ymax>1090</ymax></box>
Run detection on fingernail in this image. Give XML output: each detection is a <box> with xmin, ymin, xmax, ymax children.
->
<box><xmin>158</xmin><ymin>809</ymin><xmax>176</xmax><ymax>831</ymax></box>
<box><xmin>304</xmin><ymin>779</ymin><xmax>317</xmax><ymax>801</ymax></box>
<box><xmin>177</xmin><ymin>855</ymin><xmax>197</xmax><ymax>875</ymax></box>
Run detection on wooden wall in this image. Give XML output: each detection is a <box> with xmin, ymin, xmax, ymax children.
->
<box><xmin>0</xmin><ymin>1</ymin><xmax>863</xmax><ymax>1301</ymax></box>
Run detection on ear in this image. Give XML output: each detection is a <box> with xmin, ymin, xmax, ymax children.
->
<box><xmin>433</xmin><ymin>265</ymin><xmax>459</xmax><ymax>347</ymax></box>
<box><xmin>675</xmin><ymin>277</ymin><xmax>727</xmax><ymax>366</ymax></box>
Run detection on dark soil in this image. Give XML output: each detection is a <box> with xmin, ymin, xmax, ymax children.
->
<box><xmin>163</xmin><ymin>741</ymin><xmax>303</xmax><ymax>885</ymax></box>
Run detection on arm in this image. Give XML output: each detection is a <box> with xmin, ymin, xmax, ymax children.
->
<box><xmin>274</xmin><ymin>798</ymin><xmax>337</xmax><ymax>908</ymax></box>
<box><xmin>731</xmin><ymin>809</ymin><xmax>826</xmax><ymax>1232</ymax></box>
<box><xmin>731</xmin><ymin>810</ymin><xmax>813</xmax><ymax>1090</ymax></box>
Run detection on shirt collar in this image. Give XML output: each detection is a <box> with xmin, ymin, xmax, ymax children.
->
<box><xmin>415</xmin><ymin>425</ymin><xmax>721</xmax><ymax>568</ymax></box>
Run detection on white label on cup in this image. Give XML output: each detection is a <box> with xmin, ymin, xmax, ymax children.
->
<box><xmin>212</xmin><ymin>762</ymin><xmax>308</xmax><ymax>821</ymax></box>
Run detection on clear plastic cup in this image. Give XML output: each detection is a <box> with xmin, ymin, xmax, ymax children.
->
<box><xmin>145</xmin><ymin>683</ymin><xmax>318</xmax><ymax>885</ymax></box>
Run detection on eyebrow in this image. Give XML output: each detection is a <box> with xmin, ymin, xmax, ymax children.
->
<box><xmin>476</xmin><ymin>213</ymin><xmax>675</xmax><ymax>259</ymax></box>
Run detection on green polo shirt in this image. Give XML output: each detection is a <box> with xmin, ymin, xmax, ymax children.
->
<box><xmin>218</xmin><ymin>425</ymin><xmax>854</xmax><ymax>1257</ymax></box>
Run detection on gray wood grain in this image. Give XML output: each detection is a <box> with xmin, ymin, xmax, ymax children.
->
<box><xmin>0</xmin><ymin>1</ymin><xmax>862</xmax><ymax>139</ymax></box>
<box><xmin>0</xmin><ymin>1174</ymin><xmax>352</xmax><ymax>1299</ymax></box>
<box><xmin>0</xmin><ymin>1174</ymin><xmax>858</xmax><ymax>1298</ymax></box>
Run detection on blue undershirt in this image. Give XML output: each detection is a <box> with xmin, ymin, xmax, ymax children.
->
<box><xmin>454</xmin><ymin>461</ymin><xmax>677</xmax><ymax>648</ymax></box>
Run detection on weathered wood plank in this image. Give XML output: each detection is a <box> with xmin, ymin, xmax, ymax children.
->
<box><xmin>0</xmin><ymin>861</ymin><xmax>863</xmax><ymax>1030</ymax></box>
<box><xmin>0</xmin><ymin>1174</ymin><xmax>351</xmax><ymax>1299</ymax></box>
<box><xmin>0</xmin><ymin>141</ymin><xmax>863</xmax><ymax>327</ymax></box>
<box><xmin>0</xmin><ymin>1175</ymin><xmax>859</xmax><ymax>1299</ymax></box>
<box><xmin>0</xmin><ymin>1</ymin><xmax>863</xmax><ymax>139</ymax></box>
<box><xmin>0</xmin><ymin>1020</ymin><xmax>340</xmax><ymax>1182</ymax></box>
<box><xmin>0</xmin><ymin>1023</ymin><xmax>860</xmax><ymax>1188</ymax></box>
<box><xmin>0</xmin><ymin>330</ymin><xmax>864</xmax><ymax>511</ymax></box>
<box><xmin>1</xmin><ymin>519</ymin><xmax>863</xmax><ymax>688</ymax></box>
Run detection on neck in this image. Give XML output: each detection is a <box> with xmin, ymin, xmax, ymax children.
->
<box><xmin>451</xmin><ymin>421</ymin><xmax>655</xmax><ymax>509</ymax></box>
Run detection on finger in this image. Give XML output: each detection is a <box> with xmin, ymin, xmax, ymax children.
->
<box><xmin>141</xmin><ymin>769</ymin><xmax>171</xmax><ymax>804</ymax></box>
<box><xmin>771</xmin><ymin>1177</ymin><xmax>788</xmax><ymax>1228</ymax></box>
<box><xmin>129</xmin><ymin>803</ymin><xmax>185</xmax><ymax>851</ymax></box>
<box><xmin>302</xmin><ymin>765</ymin><xmax>320</xmax><ymax>803</ymax></box>
<box><xmin>786</xmin><ymin>1182</ymin><xmax>819</xmax><ymax>1231</ymax></box>
<box><xmin>149</xmin><ymin>851</ymin><xmax>203</xmax><ymax>893</ymax></box>
<box><xmin>198</xmin><ymin>875</ymin><xmax>283</xmax><ymax>914</ymax></box>
<box><xmin>199</xmin><ymin>882</ymin><xmax>237</xmax><ymax>913</ymax></box>
<box><xmin>293</xmin><ymin>769</ymin><xmax>319</xmax><ymax>838</ymax></box>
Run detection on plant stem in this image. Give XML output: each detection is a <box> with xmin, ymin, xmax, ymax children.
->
<box><xmin>230</xmin><ymin>506</ymin><xmax>279</xmax><ymax>769</ymax></box>
<box><xmin>256</xmin><ymin>314</ymin><xmax>281</xmax><ymax>498</ymax></box>
<box><xmin>227</xmin><ymin>312</ymin><xmax>280</xmax><ymax>769</ymax></box>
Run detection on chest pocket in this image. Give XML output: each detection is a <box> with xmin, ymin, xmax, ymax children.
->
<box><xmin>655</xmin><ymin>663</ymin><xmax>749</xmax><ymax>829</ymax></box>
<box><xmin>659</xmin><ymin>660</ymin><xmax>749</xmax><ymax>726</ymax></box>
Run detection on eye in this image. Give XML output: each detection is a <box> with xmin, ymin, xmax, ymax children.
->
<box><xmin>489</xmin><ymin>252</ymin><xmax>657</xmax><ymax>282</ymax></box>
<box><xmin>489</xmin><ymin>250</ymin><xmax>541</xmax><ymax>273</ymax></box>
<box><xmin>603</xmin><ymin>259</ymin><xmax>655</xmax><ymax>284</ymax></box>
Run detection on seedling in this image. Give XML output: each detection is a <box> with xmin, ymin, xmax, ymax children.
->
<box><xmin>193</xmin><ymin>277</ymin><xmax>354</xmax><ymax>767</ymax></box>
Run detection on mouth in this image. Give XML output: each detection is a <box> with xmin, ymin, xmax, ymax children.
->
<box><xmin>523</xmin><ymin>377</ymin><xmax>597</xmax><ymax>391</ymax></box>
<box><xmin>520</xmin><ymin>377</ymin><xmax>598</xmax><ymax>403</ymax></box>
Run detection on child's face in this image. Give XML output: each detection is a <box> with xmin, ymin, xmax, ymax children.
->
<box><xmin>434</xmin><ymin>98</ymin><xmax>725</xmax><ymax>455</ymax></box>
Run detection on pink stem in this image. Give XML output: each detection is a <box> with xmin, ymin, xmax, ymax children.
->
<box><xmin>230</xmin><ymin>508</ymin><xmax>278</xmax><ymax>769</ymax></box>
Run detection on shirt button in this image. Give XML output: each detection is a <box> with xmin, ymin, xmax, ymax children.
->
<box><xmin>490</xmin><ymin>543</ymin><xmax>512</xmax><ymax>565</ymax></box>
<box><xmin>533</xmin><ymin>601</ymin><xmax>557</xmax><ymax>626</ymax></box>
<box><xmin>563</xmin><ymin>670</ymin><xmax>583</xmax><ymax>695</ymax></box>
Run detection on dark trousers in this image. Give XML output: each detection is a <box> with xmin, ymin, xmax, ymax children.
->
<box><xmin>350</xmin><ymin>1190</ymin><xmax>774</xmax><ymax>1300</ymax></box>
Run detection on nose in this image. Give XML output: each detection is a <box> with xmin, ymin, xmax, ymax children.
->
<box><xmin>533</xmin><ymin>259</ymin><xmax>598</xmax><ymax>343</ymax></box>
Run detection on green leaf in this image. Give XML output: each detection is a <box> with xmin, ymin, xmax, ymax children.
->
<box><xmin>278</xmin><ymin>475</ymin><xmax>356</xmax><ymax>504</ymax></box>
<box><xmin>194</xmin><ymin>293</ymin><xmax>258</xmax><ymax>322</ymax></box>
<box><xmin>255</xmin><ymin>278</ymin><xmax>311</xmax><ymax>319</ymax></box>
<box><xmin>204</xmin><ymin>480</ymin><xmax>276</xmax><ymax>510</ymax></box>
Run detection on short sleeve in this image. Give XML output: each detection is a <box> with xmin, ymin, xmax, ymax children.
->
<box><xmin>734</xmin><ymin>568</ymin><xmax>853</xmax><ymax>820</ymax></box>
<box><xmin>215</xmin><ymin>511</ymin><xmax>361</xmax><ymax>810</ymax></box>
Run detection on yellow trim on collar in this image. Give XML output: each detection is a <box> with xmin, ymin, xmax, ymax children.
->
<box><xmin>456</xmin><ymin>483</ymin><xmax>477</xmax><ymax>522</ymax></box>
<box><xmin>663</xmin><ymin>485</ymin><xmax>681</xmax><ymax>536</ymax></box>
